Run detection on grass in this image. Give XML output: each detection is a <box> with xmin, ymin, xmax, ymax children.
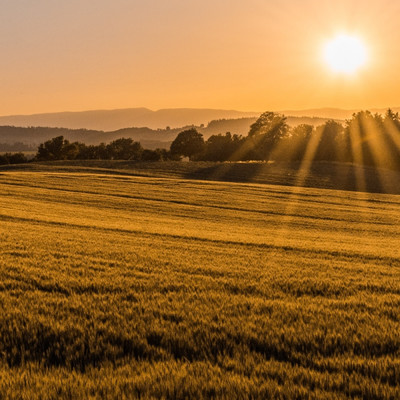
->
<box><xmin>0</xmin><ymin>165</ymin><xmax>399</xmax><ymax>398</ymax></box>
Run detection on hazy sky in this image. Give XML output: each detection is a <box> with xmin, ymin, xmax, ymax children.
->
<box><xmin>1</xmin><ymin>0</ymin><xmax>400</xmax><ymax>115</ymax></box>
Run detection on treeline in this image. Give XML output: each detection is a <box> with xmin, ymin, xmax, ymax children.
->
<box><xmin>0</xmin><ymin>152</ymin><xmax>29</xmax><ymax>165</ymax></box>
<box><xmin>35</xmin><ymin>137</ymin><xmax>170</xmax><ymax>161</ymax></box>
<box><xmin>0</xmin><ymin>137</ymin><xmax>171</xmax><ymax>165</ymax></box>
<box><xmin>0</xmin><ymin>125</ymin><xmax>180</xmax><ymax>152</ymax></box>
<box><xmin>1</xmin><ymin>109</ymin><xmax>400</xmax><ymax>170</ymax></box>
<box><xmin>170</xmin><ymin>109</ymin><xmax>400</xmax><ymax>170</ymax></box>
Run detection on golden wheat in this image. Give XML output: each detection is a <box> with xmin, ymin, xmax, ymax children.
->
<box><xmin>0</xmin><ymin>169</ymin><xmax>399</xmax><ymax>398</ymax></box>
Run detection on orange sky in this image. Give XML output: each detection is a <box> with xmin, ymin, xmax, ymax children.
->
<box><xmin>1</xmin><ymin>0</ymin><xmax>400</xmax><ymax>115</ymax></box>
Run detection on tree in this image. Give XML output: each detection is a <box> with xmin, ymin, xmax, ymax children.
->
<box><xmin>314</xmin><ymin>120</ymin><xmax>345</xmax><ymax>162</ymax></box>
<box><xmin>247</xmin><ymin>112</ymin><xmax>289</xmax><ymax>160</ymax></box>
<box><xmin>7</xmin><ymin>152</ymin><xmax>28</xmax><ymax>164</ymax></box>
<box><xmin>62</xmin><ymin>141</ymin><xmax>84</xmax><ymax>160</ymax></box>
<box><xmin>36</xmin><ymin>136</ymin><xmax>86</xmax><ymax>161</ymax></box>
<box><xmin>345</xmin><ymin>110</ymin><xmax>400</xmax><ymax>169</ymax></box>
<box><xmin>106</xmin><ymin>138</ymin><xmax>143</xmax><ymax>160</ymax></box>
<box><xmin>277</xmin><ymin>124</ymin><xmax>314</xmax><ymax>161</ymax></box>
<box><xmin>201</xmin><ymin>132</ymin><xmax>243</xmax><ymax>161</ymax></box>
<box><xmin>36</xmin><ymin>136</ymin><xmax>66</xmax><ymax>160</ymax></box>
<box><xmin>248</xmin><ymin>112</ymin><xmax>289</xmax><ymax>139</ymax></box>
<box><xmin>170</xmin><ymin>128</ymin><xmax>205</xmax><ymax>160</ymax></box>
<box><xmin>384</xmin><ymin>108</ymin><xmax>400</xmax><ymax>129</ymax></box>
<box><xmin>141</xmin><ymin>148</ymin><xmax>169</xmax><ymax>161</ymax></box>
<box><xmin>0</xmin><ymin>152</ymin><xmax>28</xmax><ymax>165</ymax></box>
<box><xmin>344</xmin><ymin>111</ymin><xmax>382</xmax><ymax>166</ymax></box>
<box><xmin>383</xmin><ymin>109</ymin><xmax>400</xmax><ymax>169</ymax></box>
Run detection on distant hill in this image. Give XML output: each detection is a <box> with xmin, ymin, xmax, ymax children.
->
<box><xmin>0</xmin><ymin>108</ymin><xmax>260</xmax><ymax>131</ymax></box>
<box><xmin>0</xmin><ymin>107</ymin><xmax>395</xmax><ymax>132</ymax></box>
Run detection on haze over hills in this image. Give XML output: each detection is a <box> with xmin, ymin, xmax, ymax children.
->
<box><xmin>0</xmin><ymin>107</ymin><xmax>397</xmax><ymax>132</ymax></box>
<box><xmin>0</xmin><ymin>108</ymin><xmax>260</xmax><ymax>132</ymax></box>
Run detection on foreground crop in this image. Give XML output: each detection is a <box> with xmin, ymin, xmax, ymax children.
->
<box><xmin>0</xmin><ymin>172</ymin><xmax>399</xmax><ymax>399</ymax></box>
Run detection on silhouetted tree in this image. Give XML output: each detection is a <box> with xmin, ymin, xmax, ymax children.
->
<box><xmin>248</xmin><ymin>112</ymin><xmax>288</xmax><ymax>137</ymax></box>
<box><xmin>96</xmin><ymin>143</ymin><xmax>109</xmax><ymax>159</ymax></box>
<box><xmin>247</xmin><ymin>112</ymin><xmax>289</xmax><ymax>160</ymax></box>
<box><xmin>314</xmin><ymin>120</ymin><xmax>345</xmax><ymax>162</ymax></box>
<box><xmin>344</xmin><ymin>111</ymin><xmax>383</xmax><ymax>167</ymax></box>
<box><xmin>141</xmin><ymin>148</ymin><xmax>169</xmax><ymax>161</ymax></box>
<box><xmin>0</xmin><ymin>152</ymin><xmax>28</xmax><ymax>165</ymax></box>
<box><xmin>36</xmin><ymin>136</ymin><xmax>66</xmax><ymax>160</ymax></box>
<box><xmin>344</xmin><ymin>110</ymin><xmax>400</xmax><ymax>169</ymax></box>
<box><xmin>170</xmin><ymin>128</ymin><xmax>205</xmax><ymax>160</ymax></box>
<box><xmin>383</xmin><ymin>109</ymin><xmax>400</xmax><ymax>169</ymax></box>
<box><xmin>274</xmin><ymin>124</ymin><xmax>314</xmax><ymax>161</ymax></box>
<box><xmin>106</xmin><ymin>138</ymin><xmax>143</xmax><ymax>160</ymax></box>
<box><xmin>384</xmin><ymin>108</ymin><xmax>400</xmax><ymax>129</ymax></box>
<box><xmin>62</xmin><ymin>141</ymin><xmax>84</xmax><ymax>160</ymax></box>
<box><xmin>201</xmin><ymin>132</ymin><xmax>243</xmax><ymax>161</ymax></box>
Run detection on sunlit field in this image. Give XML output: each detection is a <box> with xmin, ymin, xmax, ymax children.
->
<box><xmin>0</xmin><ymin>167</ymin><xmax>400</xmax><ymax>399</ymax></box>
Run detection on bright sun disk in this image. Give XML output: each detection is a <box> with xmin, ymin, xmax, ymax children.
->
<box><xmin>323</xmin><ymin>34</ymin><xmax>368</xmax><ymax>74</ymax></box>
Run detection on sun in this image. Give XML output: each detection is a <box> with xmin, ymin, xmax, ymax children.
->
<box><xmin>323</xmin><ymin>34</ymin><xmax>368</xmax><ymax>74</ymax></box>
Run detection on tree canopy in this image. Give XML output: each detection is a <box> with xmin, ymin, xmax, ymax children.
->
<box><xmin>247</xmin><ymin>112</ymin><xmax>289</xmax><ymax>160</ymax></box>
<box><xmin>170</xmin><ymin>128</ymin><xmax>205</xmax><ymax>160</ymax></box>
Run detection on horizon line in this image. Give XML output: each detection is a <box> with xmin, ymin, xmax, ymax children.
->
<box><xmin>1</xmin><ymin>105</ymin><xmax>400</xmax><ymax>119</ymax></box>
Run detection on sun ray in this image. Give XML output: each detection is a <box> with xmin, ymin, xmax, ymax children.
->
<box><xmin>270</xmin><ymin>126</ymin><xmax>325</xmax><ymax>244</ymax></box>
<box><xmin>347</xmin><ymin>116</ymin><xmax>367</xmax><ymax>193</ymax></box>
<box><xmin>360</xmin><ymin>113</ymin><xmax>394</xmax><ymax>193</ymax></box>
<box><xmin>382</xmin><ymin>115</ymin><xmax>400</xmax><ymax>170</ymax></box>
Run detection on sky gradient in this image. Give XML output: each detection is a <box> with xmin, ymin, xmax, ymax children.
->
<box><xmin>1</xmin><ymin>0</ymin><xmax>400</xmax><ymax>115</ymax></box>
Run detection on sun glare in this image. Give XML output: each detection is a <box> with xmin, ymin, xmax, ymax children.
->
<box><xmin>323</xmin><ymin>34</ymin><xmax>368</xmax><ymax>75</ymax></box>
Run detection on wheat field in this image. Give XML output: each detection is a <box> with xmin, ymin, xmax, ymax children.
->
<box><xmin>0</xmin><ymin>169</ymin><xmax>399</xmax><ymax>399</ymax></box>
